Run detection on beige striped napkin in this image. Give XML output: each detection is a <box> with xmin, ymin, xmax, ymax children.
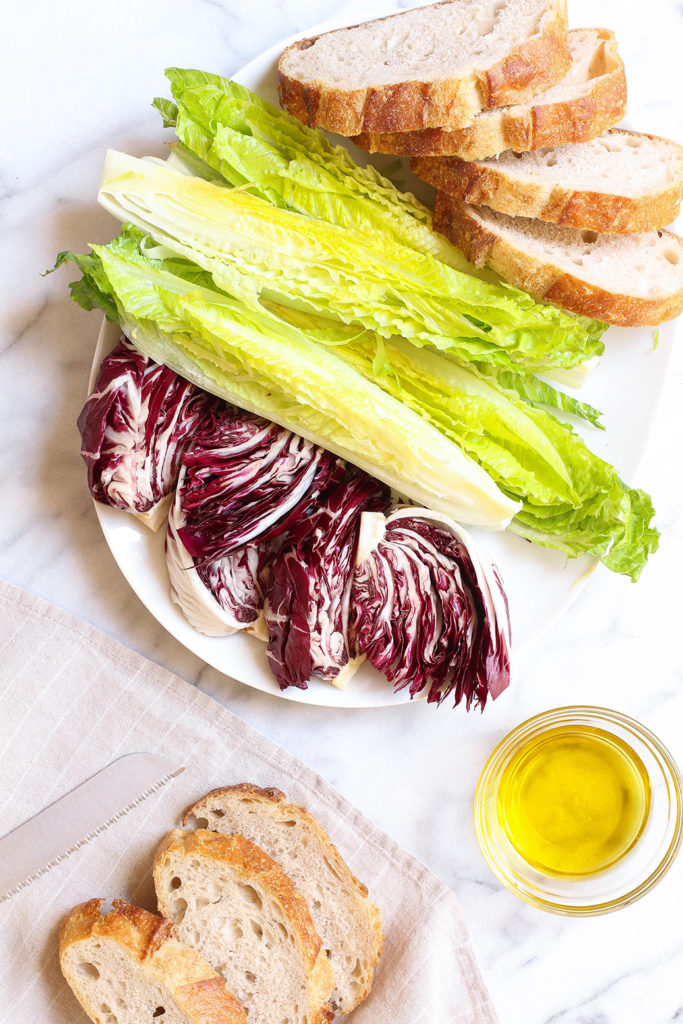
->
<box><xmin>0</xmin><ymin>578</ymin><xmax>498</xmax><ymax>1023</ymax></box>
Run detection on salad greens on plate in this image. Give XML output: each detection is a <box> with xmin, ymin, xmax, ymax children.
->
<box><xmin>55</xmin><ymin>70</ymin><xmax>658</xmax><ymax>580</ymax></box>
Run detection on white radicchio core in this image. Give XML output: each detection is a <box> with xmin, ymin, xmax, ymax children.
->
<box><xmin>166</xmin><ymin>488</ymin><xmax>269</xmax><ymax>638</ymax></box>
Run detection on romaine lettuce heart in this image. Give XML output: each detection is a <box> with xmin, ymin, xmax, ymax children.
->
<box><xmin>155</xmin><ymin>69</ymin><xmax>606</xmax><ymax>372</ymax></box>
<box><xmin>97</xmin><ymin>150</ymin><xmax>605</xmax><ymax>374</ymax></box>
<box><xmin>70</xmin><ymin>233</ymin><xmax>519</xmax><ymax>528</ymax></box>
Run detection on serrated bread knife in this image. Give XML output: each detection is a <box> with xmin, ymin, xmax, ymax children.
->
<box><xmin>0</xmin><ymin>752</ymin><xmax>184</xmax><ymax>901</ymax></box>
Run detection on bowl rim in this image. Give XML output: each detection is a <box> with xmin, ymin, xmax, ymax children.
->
<box><xmin>474</xmin><ymin>705</ymin><xmax>683</xmax><ymax>916</ymax></box>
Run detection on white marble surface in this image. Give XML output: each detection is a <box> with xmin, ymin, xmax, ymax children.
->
<box><xmin>2</xmin><ymin>1</ymin><xmax>683</xmax><ymax>1020</ymax></box>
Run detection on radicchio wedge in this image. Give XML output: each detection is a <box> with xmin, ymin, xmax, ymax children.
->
<box><xmin>166</xmin><ymin>489</ymin><xmax>271</xmax><ymax>638</ymax></box>
<box><xmin>77</xmin><ymin>336</ymin><xmax>219</xmax><ymax>529</ymax></box>
<box><xmin>351</xmin><ymin>508</ymin><xmax>511</xmax><ymax>710</ymax></box>
<box><xmin>265</xmin><ymin>474</ymin><xmax>391</xmax><ymax>691</ymax></box>
<box><xmin>177</xmin><ymin>409</ymin><xmax>344</xmax><ymax>563</ymax></box>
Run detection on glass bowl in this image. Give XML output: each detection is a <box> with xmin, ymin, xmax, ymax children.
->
<box><xmin>474</xmin><ymin>706</ymin><xmax>683</xmax><ymax>915</ymax></box>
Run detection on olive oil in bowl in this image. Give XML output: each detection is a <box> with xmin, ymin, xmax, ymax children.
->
<box><xmin>475</xmin><ymin>707</ymin><xmax>683</xmax><ymax>914</ymax></box>
<box><xmin>496</xmin><ymin>725</ymin><xmax>651</xmax><ymax>876</ymax></box>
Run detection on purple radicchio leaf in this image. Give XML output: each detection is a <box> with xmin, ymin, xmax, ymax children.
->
<box><xmin>351</xmin><ymin>508</ymin><xmax>511</xmax><ymax>710</ymax></box>
<box><xmin>77</xmin><ymin>336</ymin><xmax>220</xmax><ymax>528</ymax></box>
<box><xmin>166</xmin><ymin>488</ymin><xmax>273</xmax><ymax>638</ymax></box>
<box><xmin>264</xmin><ymin>474</ymin><xmax>391</xmax><ymax>691</ymax></box>
<box><xmin>176</xmin><ymin>408</ymin><xmax>345</xmax><ymax>563</ymax></box>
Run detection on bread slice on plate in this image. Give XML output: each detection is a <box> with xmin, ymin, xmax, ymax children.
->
<box><xmin>433</xmin><ymin>194</ymin><xmax>683</xmax><ymax>325</ymax></box>
<box><xmin>278</xmin><ymin>0</ymin><xmax>570</xmax><ymax>135</ymax></box>
<box><xmin>59</xmin><ymin>898</ymin><xmax>247</xmax><ymax>1024</ymax></box>
<box><xmin>154</xmin><ymin>829</ymin><xmax>335</xmax><ymax>1024</ymax></box>
<box><xmin>413</xmin><ymin>130</ymin><xmax>683</xmax><ymax>233</ymax></box>
<box><xmin>183</xmin><ymin>784</ymin><xmax>384</xmax><ymax>1014</ymax></box>
<box><xmin>355</xmin><ymin>27</ymin><xmax>625</xmax><ymax>158</ymax></box>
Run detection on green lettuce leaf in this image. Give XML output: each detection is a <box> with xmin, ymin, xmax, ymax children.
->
<box><xmin>489</xmin><ymin>368</ymin><xmax>604</xmax><ymax>429</ymax></box>
<box><xmin>47</xmin><ymin>249</ymin><xmax>120</xmax><ymax>322</ymax></box>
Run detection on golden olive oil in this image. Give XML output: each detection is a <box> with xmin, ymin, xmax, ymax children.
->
<box><xmin>497</xmin><ymin>725</ymin><xmax>651</xmax><ymax>876</ymax></box>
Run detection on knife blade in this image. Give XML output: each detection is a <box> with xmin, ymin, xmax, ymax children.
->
<box><xmin>0</xmin><ymin>752</ymin><xmax>184</xmax><ymax>901</ymax></box>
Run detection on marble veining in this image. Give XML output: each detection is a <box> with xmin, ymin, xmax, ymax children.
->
<box><xmin>2</xmin><ymin>1</ymin><xmax>683</xmax><ymax>1022</ymax></box>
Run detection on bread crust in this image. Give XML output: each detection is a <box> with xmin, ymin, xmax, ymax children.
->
<box><xmin>433</xmin><ymin>193</ymin><xmax>683</xmax><ymax>326</ymax></box>
<box><xmin>278</xmin><ymin>0</ymin><xmax>570</xmax><ymax>135</ymax></box>
<box><xmin>184</xmin><ymin>784</ymin><xmax>384</xmax><ymax>1012</ymax></box>
<box><xmin>184</xmin><ymin>784</ymin><xmax>371</xmax><ymax>898</ymax></box>
<box><xmin>412</xmin><ymin>130</ymin><xmax>683</xmax><ymax>233</ymax></box>
<box><xmin>154</xmin><ymin>829</ymin><xmax>334</xmax><ymax>1024</ymax></box>
<box><xmin>59</xmin><ymin>899</ymin><xmax>248</xmax><ymax>1024</ymax></box>
<box><xmin>183</xmin><ymin>783</ymin><xmax>287</xmax><ymax>823</ymax></box>
<box><xmin>355</xmin><ymin>27</ymin><xmax>625</xmax><ymax>158</ymax></box>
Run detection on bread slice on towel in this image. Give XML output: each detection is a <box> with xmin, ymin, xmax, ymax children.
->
<box><xmin>59</xmin><ymin>898</ymin><xmax>248</xmax><ymax>1024</ymax></box>
<box><xmin>414</xmin><ymin>130</ymin><xmax>683</xmax><ymax>233</ymax></box>
<box><xmin>278</xmin><ymin>0</ymin><xmax>570</xmax><ymax>135</ymax></box>
<box><xmin>434</xmin><ymin>194</ymin><xmax>683</xmax><ymax>325</ymax></box>
<box><xmin>183</xmin><ymin>784</ymin><xmax>384</xmax><ymax>1014</ymax></box>
<box><xmin>154</xmin><ymin>829</ymin><xmax>335</xmax><ymax>1024</ymax></box>
<box><xmin>355</xmin><ymin>27</ymin><xmax>624</xmax><ymax>158</ymax></box>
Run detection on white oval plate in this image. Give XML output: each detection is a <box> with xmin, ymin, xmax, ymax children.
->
<box><xmin>91</xmin><ymin>20</ymin><xmax>675</xmax><ymax>708</ymax></box>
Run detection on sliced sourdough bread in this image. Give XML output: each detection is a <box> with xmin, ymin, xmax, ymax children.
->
<box><xmin>413</xmin><ymin>130</ymin><xmax>683</xmax><ymax>233</ymax></box>
<box><xmin>354</xmin><ymin>27</ymin><xmax>625</xmax><ymax>158</ymax></box>
<box><xmin>59</xmin><ymin>898</ymin><xmax>247</xmax><ymax>1024</ymax></box>
<box><xmin>154</xmin><ymin>829</ymin><xmax>335</xmax><ymax>1024</ymax></box>
<box><xmin>433</xmin><ymin>194</ymin><xmax>683</xmax><ymax>325</ymax></box>
<box><xmin>183</xmin><ymin>784</ymin><xmax>384</xmax><ymax>1015</ymax></box>
<box><xmin>278</xmin><ymin>0</ymin><xmax>570</xmax><ymax>135</ymax></box>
